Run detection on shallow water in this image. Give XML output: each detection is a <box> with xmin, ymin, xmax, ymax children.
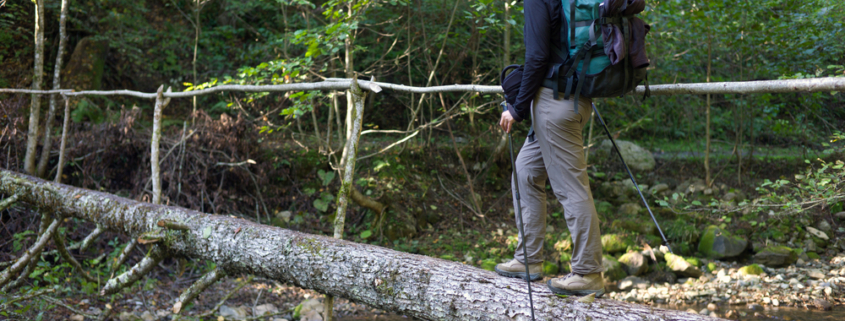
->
<box><xmin>654</xmin><ymin>303</ymin><xmax>845</xmax><ymax>320</ymax></box>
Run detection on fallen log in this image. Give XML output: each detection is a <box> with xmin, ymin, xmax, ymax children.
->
<box><xmin>0</xmin><ymin>169</ymin><xmax>716</xmax><ymax>320</ymax></box>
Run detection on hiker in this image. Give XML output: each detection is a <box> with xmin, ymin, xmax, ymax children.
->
<box><xmin>495</xmin><ymin>0</ymin><xmax>605</xmax><ymax>297</ymax></box>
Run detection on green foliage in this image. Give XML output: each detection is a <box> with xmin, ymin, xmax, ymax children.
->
<box><xmin>71</xmin><ymin>99</ymin><xmax>105</xmax><ymax>124</ymax></box>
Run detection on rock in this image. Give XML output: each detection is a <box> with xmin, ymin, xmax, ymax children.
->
<box><xmin>618</xmin><ymin>203</ymin><xmax>643</xmax><ymax>216</ymax></box>
<box><xmin>707</xmin><ymin>303</ymin><xmax>718</xmax><ymax>311</ymax></box>
<box><xmin>812</xmin><ymin>298</ymin><xmax>833</xmax><ymax>311</ymax></box>
<box><xmin>600</xmin><ymin>182</ymin><xmax>624</xmax><ymax>199</ymax></box>
<box><xmin>808</xmin><ymin>269</ymin><xmax>825</xmax><ymax>279</ymax></box>
<box><xmin>746</xmin><ymin>303</ymin><xmax>763</xmax><ymax>311</ymax></box>
<box><xmin>698</xmin><ymin>308</ymin><xmax>709</xmax><ymax>315</ymax></box>
<box><xmin>698</xmin><ymin>225</ymin><xmax>747</xmax><ymax>259</ymax></box>
<box><xmin>753</xmin><ymin>246</ymin><xmax>798</xmax><ymax>267</ymax></box>
<box><xmin>834</xmin><ymin>211</ymin><xmax>845</xmax><ymax>221</ymax></box>
<box><xmin>220</xmin><ymin>305</ymin><xmax>248</xmax><ymax>320</ymax></box>
<box><xmin>817</xmin><ymin>220</ymin><xmax>832</xmax><ymax>233</ymax></box>
<box><xmin>645</xmin><ymin>270</ymin><xmax>676</xmax><ymax>284</ymax></box>
<box><xmin>118</xmin><ymin>312</ymin><xmax>139</xmax><ymax>321</ymax></box>
<box><xmin>806</xmin><ymin>226</ymin><xmax>829</xmax><ymax>241</ymax></box>
<box><xmin>255</xmin><ymin>303</ymin><xmax>280</xmax><ymax>316</ymax></box>
<box><xmin>618</xmin><ymin>252</ymin><xmax>649</xmax><ymax>276</ymax></box>
<box><xmin>62</xmin><ymin>37</ymin><xmax>108</xmax><ymax>91</ymax></box>
<box><xmin>69</xmin><ymin>315</ymin><xmax>85</xmax><ymax>321</ymax></box>
<box><xmin>649</xmin><ymin>183</ymin><xmax>670</xmax><ymax>195</ymax></box>
<box><xmin>738</xmin><ymin>264</ymin><xmax>764</xmax><ymax>276</ymax></box>
<box><xmin>297</xmin><ymin>299</ymin><xmax>323</xmax><ymax>320</ymax></box>
<box><xmin>665</xmin><ymin>253</ymin><xmax>703</xmax><ymax>278</ymax></box>
<box><xmin>618</xmin><ymin>276</ymin><xmax>648</xmax><ymax>291</ymax></box>
<box><xmin>804</xmin><ymin>239</ymin><xmax>818</xmax><ymax>252</ymax></box>
<box><xmin>601</xmin><ymin>234</ymin><xmax>630</xmax><ymax>254</ymax></box>
<box><xmin>599</xmin><ymin>140</ymin><xmax>655</xmax><ymax>171</ymax></box>
<box><xmin>140</xmin><ymin>311</ymin><xmax>155</xmax><ymax>321</ymax></box>
<box><xmin>808</xmin><ymin>252</ymin><xmax>820</xmax><ymax>260</ymax></box>
<box><xmin>612</xmin><ymin>218</ymin><xmax>657</xmax><ymax>236</ymax></box>
<box><xmin>602</xmin><ymin>255</ymin><xmax>627</xmax><ymax>282</ymax></box>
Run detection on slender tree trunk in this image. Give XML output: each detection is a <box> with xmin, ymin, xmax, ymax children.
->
<box><xmin>704</xmin><ymin>36</ymin><xmax>712</xmax><ymax>187</ymax></box>
<box><xmin>192</xmin><ymin>0</ymin><xmax>202</xmax><ymax>121</ymax></box>
<box><xmin>0</xmin><ymin>169</ymin><xmax>715</xmax><ymax>321</ymax></box>
<box><xmin>54</xmin><ymin>96</ymin><xmax>70</xmax><ymax>183</ymax></box>
<box><xmin>36</xmin><ymin>0</ymin><xmax>69</xmax><ymax>178</ymax></box>
<box><xmin>24</xmin><ymin>0</ymin><xmax>46</xmax><ymax>175</ymax></box>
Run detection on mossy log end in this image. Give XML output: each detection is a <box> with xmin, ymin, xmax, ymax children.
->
<box><xmin>0</xmin><ymin>170</ymin><xmax>716</xmax><ymax>321</ymax></box>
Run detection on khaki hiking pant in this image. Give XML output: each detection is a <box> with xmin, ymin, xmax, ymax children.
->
<box><xmin>512</xmin><ymin>87</ymin><xmax>604</xmax><ymax>276</ymax></box>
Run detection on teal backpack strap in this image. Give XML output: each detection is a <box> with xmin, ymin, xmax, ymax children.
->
<box><xmin>569</xmin><ymin>0</ymin><xmax>577</xmax><ymax>49</ymax></box>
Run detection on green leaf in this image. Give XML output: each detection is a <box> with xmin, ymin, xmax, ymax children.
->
<box><xmin>360</xmin><ymin>230</ymin><xmax>373</xmax><ymax>239</ymax></box>
<box><xmin>203</xmin><ymin>226</ymin><xmax>212</xmax><ymax>239</ymax></box>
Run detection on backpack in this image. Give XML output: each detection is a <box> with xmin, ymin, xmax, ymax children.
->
<box><xmin>501</xmin><ymin>0</ymin><xmax>650</xmax><ymax>113</ymax></box>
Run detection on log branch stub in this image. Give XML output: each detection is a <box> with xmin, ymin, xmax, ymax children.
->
<box><xmin>158</xmin><ymin>219</ymin><xmax>190</xmax><ymax>231</ymax></box>
<box><xmin>0</xmin><ymin>193</ymin><xmax>20</xmax><ymax>211</ymax></box>
<box><xmin>101</xmin><ymin>245</ymin><xmax>165</xmax><ymax>296</ymax></box>
<box><xmin>0</xmin><ymin>170</ymin><xmax>717</xmax><ymax>320</ymax></box>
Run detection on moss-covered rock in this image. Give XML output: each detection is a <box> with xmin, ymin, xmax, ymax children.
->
<box><xmin>698</xmin><ymin>225</ymin><xmax>747</xmax><ymax>259</ymax></box>
<box><xmin>684</xmin><ymin>257</ymin><xmax>701</xmax><ymax>267</ymax></box>
<box><xmin>601</xmin><ymin>234</ymin><xmax>630</xmax><ymax>254</ymax></box>
<box><xmin>602</xmin><ymin>255</ymin><xmax>627</xmax><ymax>282</ymax></box>
<box><xmin>665</xmin><ymin>253</ymin><xmax>703</xmax><ymax>278</ymax></box>
<box><xmin>612</xmin><ymin>218</ymin><xmax>658</xmax><ymax>235</ymax></box>
<box><xmin>807</xmin><ymin>252</ymin><xmax>821</xmax><ymax>260</ymax></box>
<box><xmin>738</xmin><ymin>264</ymin><xmax>764</xmax><ymax>276</ymax></box>
<box><xmin>618</xmin><ymin>252</ymin><xmax>649</xmax><ymax>276</ymax></box>
<box><xmin>543</xmin><ymin>261</ymin><xmax>560</xmax><ymax>276</ymax></box>
<box><xmin>706</xmin><ymin>262</ymin><xmax>717</xmax><ymax>272</ymax></box>
<box><xmin>61</xmin><ymin>37</ymin><xmax>108</xmax><ymax>91</ymax></box>
<box><xmin>753</xmin><ymin>245</ymin><xmax>798</xmax><ymax>267</ymax></box>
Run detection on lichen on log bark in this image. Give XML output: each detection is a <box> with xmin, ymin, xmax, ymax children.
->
<box><xmin>0</xmin><ymin>170</ymin><xmax>717</xmax><ymax>320</ymax></box>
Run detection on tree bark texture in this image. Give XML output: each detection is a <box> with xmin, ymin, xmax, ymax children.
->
<box><xmin>24</xmin><ymin>0</ymin><xmax>46</xmax><ymax>175</ymax></box>
<box><xmin>0</xmin><ymin>170</ymin><xmax>716</xmax><ymax>321</ymax></box>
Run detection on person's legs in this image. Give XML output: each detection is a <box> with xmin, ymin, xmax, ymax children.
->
<box><xmin>531</xmin><ymin>88</ymin><xmax>604</xmax><ymax>296</ymax></box>
<box><xmin>495</xmin><ymin>97</ymin><xmax>548</xmax><ymax>281</ymax></box>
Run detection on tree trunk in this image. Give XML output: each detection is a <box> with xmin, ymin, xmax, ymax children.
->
<box><xmin>24</xmin><ymin>0</ymin><xmax>47</xmax><ymax>175</ymax></box>
<box><xmin>0</xmin><ymin>169</ymin><xmax>715</xmax><ymax>321</ymax></box>
<box><xmin>36</xmin><ymin>0</ymin><xmax>70</xmax><ymax>178</ymax></box>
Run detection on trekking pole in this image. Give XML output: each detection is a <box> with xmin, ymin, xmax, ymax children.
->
<box><xmin>590</xmin><ymin>103</ymin><xmax>673</xmax><ymax>254</ymax></box>
<box><xmin>503</xmin><ymin>102</ymin><xmax>536</xmax><ymax>321</ymax></box>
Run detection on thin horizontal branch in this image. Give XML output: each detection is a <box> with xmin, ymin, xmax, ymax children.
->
<box><xmin>635</xmin><ymin>77</ymin><xmax>845</xmax><ymax>96</ymax></box>
<box><xmin>0</xmin><ymin>89</ymin><xmax>72</xmax><ymax>94</ymax></box>
<box><xmin>0</xmin><ymin>77</ymin><xmax>841</xmax><ymax>99</ymax></box>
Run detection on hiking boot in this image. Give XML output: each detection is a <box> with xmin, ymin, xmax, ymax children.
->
<box><xmin>547</xmin><ymin>273</ymin><xmax>605</xmax><ymax>298</ymax></box>
<box><xmin>494</xmin><ymin>259</ymin><xmax>543</xmax><ymax>281</ymax></box>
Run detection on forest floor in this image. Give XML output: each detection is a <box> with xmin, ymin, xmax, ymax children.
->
<box><xmin>1</xmin><ymin>114</ymin><xmax>843</xmax><ymax>320</ymax></box>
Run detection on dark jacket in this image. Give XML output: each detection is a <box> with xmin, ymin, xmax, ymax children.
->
<box><xmin>509</xmin><ymin>0</ymin><xmax>564</xmax><ymax>122</ymax></box>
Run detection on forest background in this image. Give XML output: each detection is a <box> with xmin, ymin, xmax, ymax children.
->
<box><xmin>1</xmin><ymin>0</ymin><xmax>845</xmax><ymax>319</ymax></box>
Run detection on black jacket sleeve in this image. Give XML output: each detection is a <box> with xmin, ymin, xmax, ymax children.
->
<box><xmin>509</xmin><ymin>0</ymin><xmax>552</xmax><ymax>122</ymax></box>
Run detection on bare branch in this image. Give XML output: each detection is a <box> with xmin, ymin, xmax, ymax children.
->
<box><xmin>0</xmin><ymin>217</ymin><xmax>61</xmax><ymax>288</ymax></box>
<box><xmin>172</xmin><ymin>267</ymin><xmax>226</xmax><ymax>314</ymax></box>
<box><xmin>101</xmin><ymin>245</ymin><xmax>165</xmax><ymax>296</ymax></box>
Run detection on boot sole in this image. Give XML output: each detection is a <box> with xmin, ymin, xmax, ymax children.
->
<box><xmin>547</xmin><ymin>280</ymin><xmax>605</xmax><ymax>298</ymax></box>
<box><xmin>494</xmin><ymin>266</ymin><xmax>543</xmax><ymax>281</ymax></box>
